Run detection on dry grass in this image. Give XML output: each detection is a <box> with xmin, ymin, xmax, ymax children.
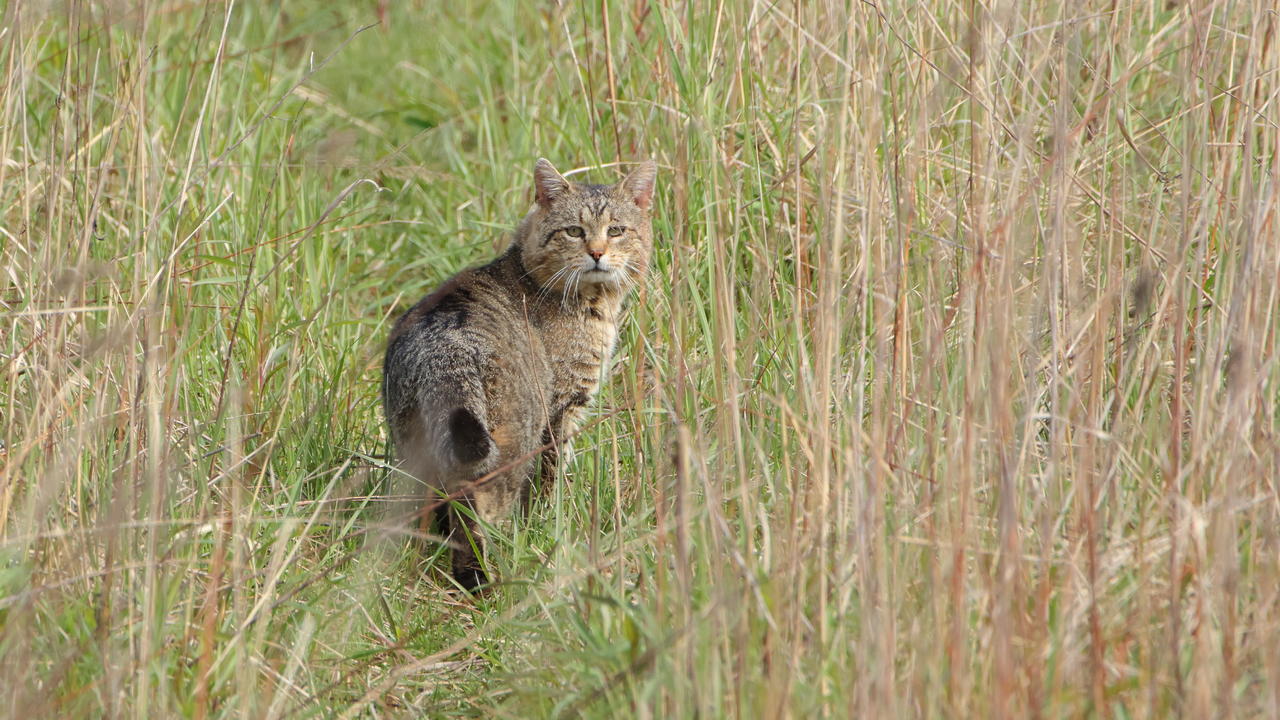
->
<box><xmin>2</xmin><ymin>0</ymin><xmax>1278</xmax><ymax>717</ymax></box>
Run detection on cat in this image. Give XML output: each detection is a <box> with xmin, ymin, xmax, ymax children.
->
<box><xmin>381</xmin><ymin>157</ymin><xmax>657</xmax><ymax>590</ymax></box>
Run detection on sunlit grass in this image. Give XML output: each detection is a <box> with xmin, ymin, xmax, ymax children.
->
<box><xmin>2</xmin><ymin>1</ymin><xmax>1278</xmax><ymax>717</ymax></box>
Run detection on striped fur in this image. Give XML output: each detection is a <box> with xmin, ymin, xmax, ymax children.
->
<box><xmin>382</xmin><ymin>158</ymin><xmax>656</xmax><ymax>590</ymax></box>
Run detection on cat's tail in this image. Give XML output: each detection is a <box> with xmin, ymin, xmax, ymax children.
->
<box><xmin>414</xmin><ymin>400</ymin><xmax>496</xmax><ymax>478</ymax></box>
<box><xmin>441</xmin><ymin>406</ymin><xmax>495</xmax><ymax>466</ymax></box>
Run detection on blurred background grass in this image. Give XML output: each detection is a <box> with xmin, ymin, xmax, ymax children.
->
<box><xmin>2</xmin><ymin>0</ymin><xmax>1278</xmax><ymax>717</ymax></box>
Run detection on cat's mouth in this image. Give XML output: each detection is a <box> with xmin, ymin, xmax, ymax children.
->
<box><xmin>582</xmin><ymin>262</ymin><xmax>614</xmax><ymax>277</ymax></box>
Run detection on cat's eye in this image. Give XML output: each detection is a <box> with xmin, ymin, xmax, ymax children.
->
<box><xmin>607</xmin><ymin>226</ymin><xmax>625</xmax><ymax>237</ymax></box>
<box><xmin>564</xmin><ymin>226</ymin><xmax>585</xmax><ymax>238</ymax></box>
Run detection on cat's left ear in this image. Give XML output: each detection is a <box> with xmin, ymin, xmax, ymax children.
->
<box><xmin>620</xmin><ymin>160</ymin><xmax>657</xmax><ymax>210</ymax></box>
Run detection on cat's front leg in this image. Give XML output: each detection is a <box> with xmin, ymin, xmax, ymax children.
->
<box><xmin>538</xmin><ymin>436</ymin><xmax>574</xmax><ymax>490</ymax></box>
<box><xmin>535</xmin><ymin>401</ymin><xmax>587</xmax><ymax>497</ymax></box>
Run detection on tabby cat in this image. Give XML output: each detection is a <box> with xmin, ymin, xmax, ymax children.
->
<box><xmin>381</xmin><ymin>158</ymin><xmax>657</xmax><ymax>590</ymax></box>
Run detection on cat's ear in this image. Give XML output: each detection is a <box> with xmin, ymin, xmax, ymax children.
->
<box><xmin>620</xmin><ymin>159</ymin><xmax>657</xmax><ymax>210</ymax></box>
<box><xmin>533</xmin><ymin>158</ymin><xmax>571</xmax><ymax>208</ymax></box>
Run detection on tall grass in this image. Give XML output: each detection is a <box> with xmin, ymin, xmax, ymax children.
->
<box><xmin>2</xmin><ymin>0</ymin><xmax>1277</xmax><ymax>716</ymax></box>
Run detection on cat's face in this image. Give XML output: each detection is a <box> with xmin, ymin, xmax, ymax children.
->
<box><xmin>519</xmin><ymin>159</ymin><xmax>656</xmax><ymax>298</ymax></box>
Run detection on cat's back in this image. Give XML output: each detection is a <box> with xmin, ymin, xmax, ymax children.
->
<box><xmin>382</xmin><ymin>255</ymin><xmax>543</xmax><ymax>409</ymax></box>
<box><xmin>387</xmin><ymin>260</ymin><xmax>516</xmax><ymax>359</ymax></box>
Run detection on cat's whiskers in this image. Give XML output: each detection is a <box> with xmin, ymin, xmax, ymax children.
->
<box><xmin>537</xmin><ymin>265</ymin><xmax>573</xmax><ymax>304</ymax></box>
<box><xmin>537</xmin><ymin>266</ymin><xmax>566</xmax><ymax>292</ymax></box>
<box><xmin>561</xmin><ymin>267</ymin><xmax>582</xmax><ymax>309</ymax></box>
<box><xmin>570</xmin><ymin>268</ymin><xmax>586</xmax><ymax>308</ymax></box>
<box><xmin>613</xmin><ymin>259</ymin><xmax>638</xmax><ymax>292</ymax></box>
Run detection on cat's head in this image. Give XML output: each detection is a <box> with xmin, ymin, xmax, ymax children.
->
<box><xmin>516</xmin><ymin>158</ymin><xmax>656</xmax><ymax>298</ymax></box>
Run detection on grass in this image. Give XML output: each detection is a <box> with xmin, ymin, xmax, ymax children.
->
<box><xmin>2</xmin><ymin>0</ymin><xmax>1278</xmax><ymax>716</ymax></box>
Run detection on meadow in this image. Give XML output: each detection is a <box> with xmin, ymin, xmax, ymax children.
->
<box><xmin>2</xmin><ymin>0</ymin><xmax>1278</xmax><ymax>717</ymax></box>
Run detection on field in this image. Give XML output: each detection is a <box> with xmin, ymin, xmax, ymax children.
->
<box><xmin>2</xmin><ymin>0</ymin><xmax>1278</xmax><ymax>717</ymax></box>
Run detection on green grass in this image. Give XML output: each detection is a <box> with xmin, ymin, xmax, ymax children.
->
<box><xmin>3</xmin><ymin>0</ymin><xmax>1278</xmax><ymax>717</ymax></box>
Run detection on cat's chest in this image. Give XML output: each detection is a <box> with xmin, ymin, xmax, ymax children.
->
<box><xmin>551</xmin><ymin>314</ymin><xmax>616</xmax><ymax>364</ymax></box>
<box><xmin>540</xmin><ymin>301</ymin><xmax>620</xmax><ymax>383</ymax></box>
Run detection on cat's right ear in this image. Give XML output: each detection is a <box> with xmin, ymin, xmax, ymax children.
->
<box><xmin>533</xmin><ymin>158</ymin><xmax>570</xmax><ymax>209</ymax></box>
<box><xmin>620</xmin><ymin>159</ymin><xmax>657</xmax><ymax>210</ymax></box>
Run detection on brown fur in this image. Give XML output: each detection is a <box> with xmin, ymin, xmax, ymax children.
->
<box><xmin>386</xmin><ymin>277</ymin><xmax>461</xmax><ymax>346</ymax></box>
<box><xmin>381</xmin><ymin>158</ymin><xmax>657</xmax><ymax>590</ymax></box>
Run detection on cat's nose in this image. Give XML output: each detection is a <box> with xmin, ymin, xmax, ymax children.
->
<box><xmin>588</xmin><ymin>250</ymin><xmax>604</xmax><ymax>261</ymax></box>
